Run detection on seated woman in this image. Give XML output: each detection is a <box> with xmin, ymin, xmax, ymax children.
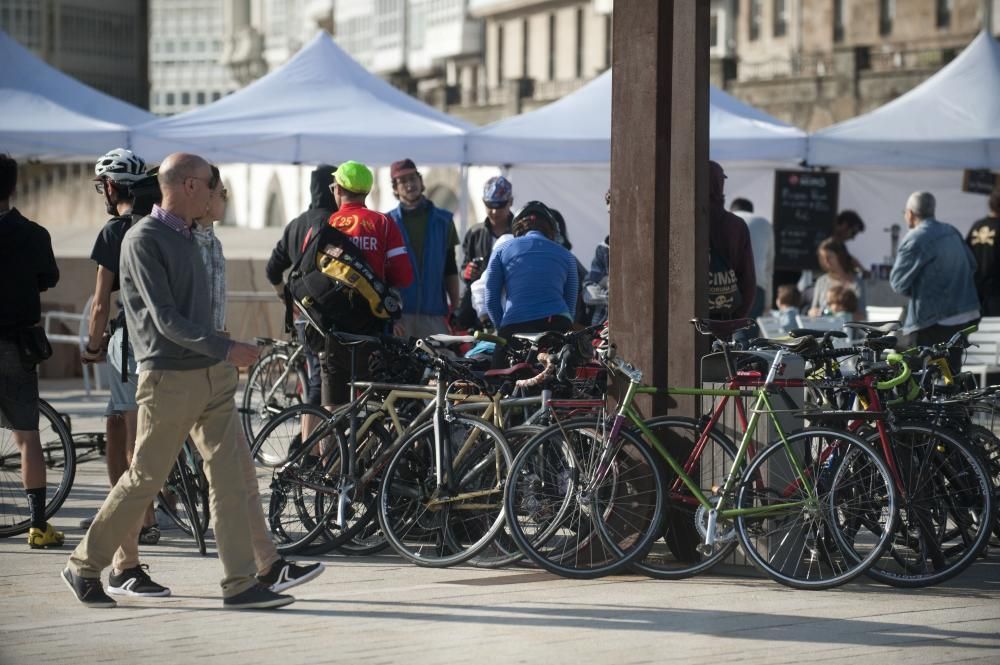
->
<box><xmin>482</xmin><ymin>201</ymin><xmax>579</xmax><ymax>367</ymax></box>
<box><xmin>808</xmin><ymin>238</ymin><xmax>866</xmax><ymax>321</ymax></box>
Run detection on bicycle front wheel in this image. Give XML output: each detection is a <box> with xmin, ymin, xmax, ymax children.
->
<box><xmin>378</xmin><ymin>415</ymin><xmax>512</xmax><ymax>567</ymax></box>
<box><xmin>865</xmin><ymin>423</ymin><xmax>994</xmax><ymax>588</ymax></box>
<box><xmin>0</xmin><ymin>399</ymin><xmax>76</xmax><ymax>537</ymax></box>
<box><xmin>736</xmin><ymin>428</ymin><xmax>897</xmax><ymax>590</ymax></box>
<box><xmin>504</xmin><ymin>417</ymin><xmax>665</xmax><ymax>579</ymax></box>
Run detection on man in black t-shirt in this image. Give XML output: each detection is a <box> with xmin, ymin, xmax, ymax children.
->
<box><xmin>81</xmin><ymin>149</ymin><xmax>170</xmax><ymax>596</ymax></box>
<box><xmin>0</xmin><ymin>153</ymin><xmax>63</xmax><ymax>549</ymax></box>
<box><xmin>966</xmin><ymin>188</ymin><xmax>1000</xmax><ymax>317</ymax></box>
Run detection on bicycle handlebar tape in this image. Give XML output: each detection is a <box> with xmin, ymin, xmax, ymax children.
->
<box><xmin>874</xmin><ymin>352</ymin><xmax>912</xmax><ymax>390</ymax></box>
<box><xmin>473</xmin><ymin>330</ymin><xmax>507</xmax><ymax>346</ymax></box>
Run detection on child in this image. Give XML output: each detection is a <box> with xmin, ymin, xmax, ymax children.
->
<box><xmin>824</xmin><ymin>284</ymin><xmax>860</xmax><ymax>321</ymax></box>
<box><xmin>775</xmin><ymin>284</ymin><xmax>800</xmax><ymax>334</ymax></box>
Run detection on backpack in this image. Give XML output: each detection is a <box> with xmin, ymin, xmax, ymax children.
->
<box><xmin>285</xmin><ymin>223</ymin><xmax>401</xmax><ymax>351</ymax></box>
<box><xmin>707</xmin><ymin>245</ymin><xmax>741</xmax><ymax>319</ymax></box>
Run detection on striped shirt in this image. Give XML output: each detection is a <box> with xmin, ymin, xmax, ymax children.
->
<box><xmin>150</xmin><ymin>203</ymin><xmax>193</xmax><ymax>239</ymax></box>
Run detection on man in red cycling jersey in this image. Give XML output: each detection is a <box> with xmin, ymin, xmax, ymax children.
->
<box><xmin>320</xmin><ymin>161</ymin><xmax>413</xmax><ymax>407</ymax></box>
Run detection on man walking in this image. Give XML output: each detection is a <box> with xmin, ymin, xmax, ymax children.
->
<box><xmin>891</xmin><ymin>191</ymin><xmax>980</xmax><ymax>372</ymax></box>
<box><xmin>708</xmin><ymin>161</ymin><xmax>756</xmax><ymax>330</ymax></box>
<box><xmin>63</xmin><ymin>152</ymin><xmax>292</xmax><ymax>610</ymax></box>
<box><xmin>386</xmin><ymin>158</ymin><xmax>460</xmax><ymax>338</ymax></box>
<box><xmin>966</xmin><ymin>188</ymin><xmax>1000</xmax><ymax>317</ymax></box>
<box><xmin>0</xmin><ymin>153</ymin><xmax>63</xmax><ymax>549</ymax></box>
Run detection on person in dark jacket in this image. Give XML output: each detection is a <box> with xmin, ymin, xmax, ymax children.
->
<box><xmin>966</xmin><ymin>188</ymin><xmax>1000</xmax><ymax>317</ymax></box>
<box><xmin>265</xmin><ymin>164</ymin><xmax>338</xmax><ymax>413</ymax></box>
<box><xmin>455</xmin><ymin>175</ymin><xmax>514</xmax><ymax>330</ymax></box>
<box><xmin>0</xmin><ymin>153</ymin><xmax>63</xmax><ymax>549</ymax></box>
<box><xmin>547</xmin><ymin>206</ymin><xmax>592</xmax><ymax>327</ymax></box>
<box><xmin>708</xmin><ymin>161</ymin><xmax>756</xmax><ymax>332</ymax></box>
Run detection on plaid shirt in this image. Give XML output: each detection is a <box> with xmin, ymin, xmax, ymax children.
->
<box><xmin>149</xmin><ymin>204</ymin><xmax>193</xmax><ymax>239</ymax></box>
<box><xmin>192</xmin><ymin>225</ymin><xmax>227</xmax><ymax>331</ymax></box>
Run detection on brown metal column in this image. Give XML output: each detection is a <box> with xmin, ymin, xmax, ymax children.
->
<box><xmin>610</xmin><ymin>0</ymin><xmax>709</xmax><ymax>415</ymax></box>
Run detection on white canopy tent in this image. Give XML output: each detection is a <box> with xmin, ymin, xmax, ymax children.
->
<box><xmin>131</xmin><ymin>32</ymin><xmax>473</xmax><ymax>166</ymax></box>
<box><xmin>465</xmin><ymin>70</ymin><xmax>807</xmax><ymax>266</ymax></box>
<box><xmin>808</xmin><ymin>30</ymin><xmax>1000</xmax><ymax>169</ymax></box>
<box><xmin>806</xmin><ymin>31</ymin><xmax>1000</xmax><ymax>270</ymax></box>
<box><xmin>466</xmin><ymin>69</ymin><xmax>808</xmax><ymax>165</ymax></box>
<box><xmin>0</xmin><ymin>30</ymin><xmax>154</xmax><ymax>161</ymax></box>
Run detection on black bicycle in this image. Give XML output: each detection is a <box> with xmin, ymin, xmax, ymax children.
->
<box><xmin>156</xmin><ymin>438</ymin><xmax>210</xmax><ymax>555</ymax></box>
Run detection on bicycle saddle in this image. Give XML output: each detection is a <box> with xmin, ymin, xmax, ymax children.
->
<box><xmin>843</xmin><ymin>321</ymin><xmax>901</xmax><ymax>337</ymax></box>
<box><xmin>789</xmin><ymin>328</ymin><xmax>847</xmax><ymax>339</ymax></box>
<box><xmin>753</xmin><ymin>336</ymin><xmax>819</xmax><ymax>354</ymax></box>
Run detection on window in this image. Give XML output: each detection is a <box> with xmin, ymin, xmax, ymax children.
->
<box><xmin>212</xmin><ymin>91</ymin><xmax>222</xmax><ymax>101</ymax></box>
<box><xmin>773</xmin><ymin>0</ymin><xmax>787</xmax><ymax>38</ymax></box>
<box><xmin>165</xmin><ymin>92</ymin><xmax>175</xmax><ymax>106</ymax></box>
<box><xmin>833</xmin><ymin>0</ymin><xmax>845</xmax><ymax>42</ymax></box>
<box><xmin>521</xmin><ymin>18</ymin><xmax>529</xmax><ymax>78</ymax></box>
<box><xmin>575</xmin><ymin>8</ymin><xmax>584</xmax><ymax>79</ymax></box>
<box><xmin>936</xmin><ymin>0</ymin><xmax>952</xmax><ymax>28</ymax></box>
<box><xmin>749</xmin><ymin>0</ymin><xmax>761</xmax><ymax>41</ymax></box>
<box><xmin>548</xmin><ymin>14</ymin><xmax>556</xmax><ymax>80</ymax></box>
<box><xmin>181</xmin><ymin>92</ymin><xmax>190</xmax><ymax>105</ymax></box>
<box><xmin>604</xmin><ymin>14</ymin><xmax>612</xmax><ymax>69</ymax></box>
<box><xmin>497</xmin><ymin>24</ymin><xmax>504</xmax><ymax>82</ymax></box>
<box><xmin>196</xmin><ymin>91</ymin><xmax>205</xmax><ymax>105</ymax></box>
<box><xmin>710</xmin><ymin>11</ymin><xmax>719</xmax><ymax>48</ymax></box>
<box><xmin>879</xmin><ymin>0</ymin><xmax>894</xmax><ymax>36</ymax></box>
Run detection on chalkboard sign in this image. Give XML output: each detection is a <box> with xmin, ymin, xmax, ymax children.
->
<box><xmin>772</xmin><ymin>170</ymin><xmax>840</xmax><ymax>271</ymax></box>
<box><xmin>962</xmin><ymin>169</ymin><xmax>1000</xmax><ymax>195</ymax></box>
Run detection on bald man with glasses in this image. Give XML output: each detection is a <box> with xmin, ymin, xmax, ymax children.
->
<box><xmin>63</xmin><ymin>153</ymin><xmax>295</xmax><ymax>610</ymax></box>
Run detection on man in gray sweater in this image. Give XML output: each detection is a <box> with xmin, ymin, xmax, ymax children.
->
<box><xmin>63</xmin><ymin>153</ymin><xmax>293</xmax><ymax>610</ymax></box>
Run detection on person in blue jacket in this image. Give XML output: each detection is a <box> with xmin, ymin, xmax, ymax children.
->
<box><xmin>482</xmin><ymin>201</ymin><xmax>578</xmax><ymax>367</ymax></box>
<box><xmin>385</xmin><ymin>158</ymin><xmax>460</xmax><ymax>339</ymax></box>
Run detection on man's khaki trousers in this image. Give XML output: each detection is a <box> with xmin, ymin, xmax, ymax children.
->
<box><xmin>69</xmin><ymin>364</ymin><xmax>257</xmax><ymax>598</ymax></box>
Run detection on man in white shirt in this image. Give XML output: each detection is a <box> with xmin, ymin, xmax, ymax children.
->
<box><xmin>731</xmin><ymin>198</ymin><xmax>773</xmax><ymax>316</ymax></box>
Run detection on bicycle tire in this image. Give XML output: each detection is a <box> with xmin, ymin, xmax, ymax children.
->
<box><xmin>241</xmin><ymin>350</ymin><xmax>308</xmax><ymax>449</ymax></box>
<box><xmin>503</xmin><ymin>417</ymin><xmax>666</xmax><ymax>579</ymax></box>
<box><xmin>250</xmin><ymin>403</ymin><xmax>350</xmax><ymax>554</ymax></box>
<box><xmin>735</xmin><ymin>428</ymin><xmax>898</xmax><ymax>590</ymax></box>
<box><xmin>0</xmin><ymin>399</ymin><xmax>76</xmax><ymax>537</ymax></box>
<box><xmin>156</xmin><ymin>442</ymin><xmax>210</xmax><ymax>543</ymax></box>
<box><xmin>964</xmin><ymin>423</ymin><xmax>1000</xmax><ymax>540</ymax></box>
<box><xmin>378</xmin><ymin>415</ymin><xmax>512</xmax><ymax>567</ymax></box>
<box><xmin>631</xmin><ymin>416</ymin><xmax>740</xmax><ymax>580</ymax></box>
<box><xmin>863</xmin><ymin>423</ymin><xmax>994</xmax><ymax>588</ymax></box>
<box><xmin>466</xmin><ymin>424</ymin><xmax>544</xmax><ymax>569</ymax></box>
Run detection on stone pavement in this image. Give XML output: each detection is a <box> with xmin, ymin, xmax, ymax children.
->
<box><xmin>1</xmin><ymin>384</ymin><xmax>998</xmax><ymax>665</ymax></box>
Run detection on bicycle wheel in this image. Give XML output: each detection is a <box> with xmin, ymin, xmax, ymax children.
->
<box><xmin>736</xmin><ymin>428</ymin><xmax>898</xmax><ymax>590</ymax></box>
<box><xmin>631</xmin><ymin>416</ymin><xmax>739</xmax><ymax>580</ymax></box>
<box><xmin>378</xmin><ymin>415</ymin><xmax>512</xmax><ymax>567</ymax></box>
<box><xmin>504</xmin><ymin>417</ymin><xmax>666</xmax><ymax>579</ymax></box>
<box><xmin>864</xmin><ymin>423</ymin><xmax>994</xmax><ymax>588</ymax></box>
<box><xmin>157</xmin><ymin>443</ymin><xmax>210</xmax><ymax>544</ymax></box>
<box><xmin>965</xmin><ymin>423</ymin><xmax>1000</xmax><ymax>540</ymax></box>
<box><xmin>0</xmin><ymin>399</ymin><xmax>76</xmax><ymax>537</ymax></box>
<box><xmin>251</xmin><ymin>404</ymin><xmax>349</xmax><ymax>554</ymax></box>
<box><xmin>467</xmin><ymin>424</ymin><xmax>544</xmax><ymax>569</ymax></box>
<box><xmin>241</xmin><ymin>350</ymin><xmax>307</xmax><ymax>448</ymax></box>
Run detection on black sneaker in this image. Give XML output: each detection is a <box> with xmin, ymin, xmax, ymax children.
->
<box><xmin>258</xmin><ymin>559</ymin><xmax>324</xmax><ymax>593</ymax></box>
<box><xmin>223</xmin><ymin>583</ymin><xmax>295</xmax><ymax>610</ymax></box>
<box><xmin>61</xmin><ymin>567</ymin><xmax>116</xmax><ymax>608</ymax></box>
<box><xmin>107</xmin><ymin>564</ymin><xmax>171</xmax><ymax>597</ymax></box>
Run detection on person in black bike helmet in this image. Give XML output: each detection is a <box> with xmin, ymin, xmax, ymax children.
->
<box><xmin>482</xmin><ymin>201</ymin><xmax>578</xmax><ymax>367</ymax></box>
<box><xmin>0</xmin><ymin>153</ymin><xmax>62</xmax><ymax>550</ymax></box>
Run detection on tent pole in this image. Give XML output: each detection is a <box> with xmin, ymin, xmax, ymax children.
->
<box><xmin>458</xmin><ymin>163</ymin><xmax>470</xmax><ymax>237</ymax></box>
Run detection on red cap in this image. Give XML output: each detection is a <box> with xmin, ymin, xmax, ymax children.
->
<box><xmin>390</xmin><ymin>158</ymin><xmax>418</xmax><ymax>181</ymax></box>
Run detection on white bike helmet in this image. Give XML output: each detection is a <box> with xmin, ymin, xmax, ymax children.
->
<box><xmin>94</xmin><ymin>148</ymin><xmax>146</xmax><ymax>183</ymax></box>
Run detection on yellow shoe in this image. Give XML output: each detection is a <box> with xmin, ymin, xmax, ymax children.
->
<box><xmin>28</xmin><ymin>523</ymin><xmax>65</xmax><ymax>549</ymax></box>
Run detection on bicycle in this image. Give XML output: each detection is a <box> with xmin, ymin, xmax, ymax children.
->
<box><xmin>0</xmin><ymin>398</ymin><xmax>76</xmax><ymax>537</ymax></box>
<box><xmin>240</xmin><ymin>336</ymin><xmax>309</xmax><ymax>449</ymax></box>
<box><xmin>504</xmin><ymin>319</ymin><xmax>901</xmax><ymax>588</ymax></box>
<box><xmin>250</xmin><ymin>332</ymin><xmax>514</xmax><ymax>566</ymax></box>
<box><xmin>156</xmin><ymin>438</ymin><xmax>210</xmax><ymax>555</ymax></box>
